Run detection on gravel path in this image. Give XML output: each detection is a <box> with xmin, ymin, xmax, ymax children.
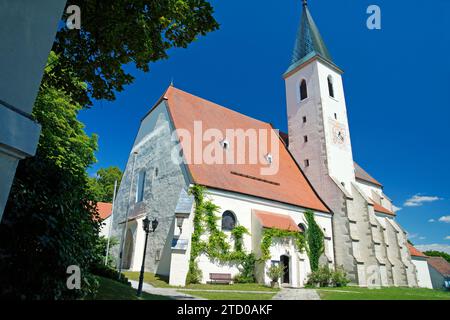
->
<box><xmin>272</xmin><ymin>288</ymin><xmax>321</xmax><ymax>300</ymax></box>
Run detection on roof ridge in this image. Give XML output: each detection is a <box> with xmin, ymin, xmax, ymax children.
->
<box><xmin>168</xmin><ymin>86</ymin><xmax>273</xmax><ymax>128</ymax></box>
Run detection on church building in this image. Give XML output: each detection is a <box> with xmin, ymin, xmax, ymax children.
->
<box><xmin>109</xmin><ymin>2</ymin><xmax>418</xmax><ymax>288</ymax></box>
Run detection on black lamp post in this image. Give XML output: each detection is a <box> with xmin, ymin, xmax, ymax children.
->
<box><xmin>136</xmin><ymin>216</ymin><xmax>159</xmax><ymax>297</ymax></box>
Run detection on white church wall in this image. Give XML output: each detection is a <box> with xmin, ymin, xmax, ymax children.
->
<box><xmin>355</xmin><ymin>180</ymin><xmax>382</xmax><ymax>200</ymax></box>
<box><xmin>100</xmin><ymin>216</ymin><xmax>112</xmax><ymax>239</ymax></box>
<box><xmin>285</xmin><ymin>60</ymin><xmax>328</xmax><ymax>198</ymax></box>
<box><xmin>263</xmin><ymin>238</ymin><xmax>303</xmax><ymax>287</ymax></box>
<box><xmin>169</xmin><ymin>195</ymin><xmax>196</xmax><ymax>287</ymax></box>
<box><xmin>412</xmin><ymin>257</ymin><xmax>433</xmax><ymax>289</ymax></box>
<box><xmin>198</xmin><ymin>188</ymin><xmax>333</xmax><ymax>287</ymax></box>
<box><xmin>316</xmin><ymin>61</ymin><xmax>356</xmax><ymax>193</ymax></box>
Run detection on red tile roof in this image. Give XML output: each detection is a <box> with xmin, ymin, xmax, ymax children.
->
<box><xmin>369</xmin><ymin>198</ymin><xmax>396</xmax><ymax>216</ymax></box>
<box><xmin>254</xmin><ymin>210</ymin><xmax>301</xmax><ymax>232</ymax></box>
<box><xmin>164</xmin><ymin>86</ymin><xmax>329</xmax><ymax>213</ymax></box>
<box><xmin>407</xmin><ymin>243</ymin><xmax>427</xmax><ymax>258</ymax></box>
<box><xmin>97</xmin><ymin>202</ymin><xmax>113</xmax><ymax>220</ymax></box>
<box><xmin>428</xmin><ymin>257</ymin><xmax>450</xmax><ymax>277</ymax></box>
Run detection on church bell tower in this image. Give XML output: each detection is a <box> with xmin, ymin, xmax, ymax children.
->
<box><xmin>285</xmin><ymin>0</ymin><xmax>356</xmax><ymax>196</ymax></box>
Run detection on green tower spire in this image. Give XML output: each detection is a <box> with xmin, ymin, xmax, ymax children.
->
<box><xmin>286</xmin><ymin>1</ymin><xmax>333</xmax><ymax>74</ymax></box>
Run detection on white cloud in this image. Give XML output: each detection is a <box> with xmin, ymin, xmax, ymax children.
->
<box><xmin>428</xmin><ymin>219</ymin><xmax>435</xmax><ymax>223</ymax></box>
<box><xmin>438</xmin><ymin>216</ymin><xmax>450</xmax><ymax>223</ymax></box>
<box><xmin>445</xmin><ymin>236</ymin><xmax>450</xmax><ymax>240</ymax></box>
<box><xmin>392</xmin><ymin>205</ymin><xmax>402</xmax><ymax>212</ymax></box>
<box><xmin>419</xmin><ymin>236</ymin><xmax>426</xmax><ymax>240</ymax></box>
<box><xmin>415</xmin><ymin>244</ymin><xmax>450</xmax><ymax>254</ymax></box>
<box><xmin>404</xmin><ymin>194</ymin><xmax>442</xmax><ymax>207</ymax></box>
<box><xmin>408</xmin><ymin>233</ymin><xmax>419</xmax><ymax>239</ymax></box>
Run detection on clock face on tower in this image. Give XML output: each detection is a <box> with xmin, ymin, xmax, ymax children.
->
<box><xmin>330</xmin><ymin>120</ymin><xmax>347</xmax><ymax>147</ymax></box>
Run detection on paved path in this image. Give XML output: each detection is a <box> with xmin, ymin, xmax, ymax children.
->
<box><xmin>129</xmin><ymin>280</ymin><xmax>206</xmax><ymax>300</ymax></box>
<box><xmin>179</xmin><ymin>289</ymin><xmax>277</xmax><ymax>294</ymax></box>
<box><xmin>272</xmin><ymin>288</ymin><xmax>321</xmax><ymax>300</ymax></box>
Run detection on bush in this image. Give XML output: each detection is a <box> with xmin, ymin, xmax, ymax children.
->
<box><xmin>331</xmin><ymin>266</ymin><xmax>350</xmax><ymax>287</ymax></box>
<box><xmin>307</xmin><ymin>265</ymin><xmax>332</xmax><ymax>287</ymax></box>
<box><xmin>186</xmin><ymin>260</ymin><xmax>203</xmax><ymax>285</ymax></box>
<box><xmin>234</xmin><ymin>253</ymin><xmax>256</xmax><ymax>283</ymax></box>
<box><xmin>267</xmin><ymin>264</ymin><xmax>284</xmax><ymax>283</ymax></box>
<box><xmin>92</xmin><ymin>236</ymin><xmax>119</xmax><ymax>268</ymax></box>
<box><xmin>307</xmin><ymin>265</ymin><xmax>350</xmax><ymax>288</ymax></box>
<box><xmin>90</xmin><ymin>263</ymin><xmax>129</xmax><ymax>285</ymax></box>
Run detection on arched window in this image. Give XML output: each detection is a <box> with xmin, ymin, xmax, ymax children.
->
<box><xmin>300</xmin><ymin>79</ymin><xmax>308</xmax><ymax>101</ymax></box>
<box><xmin>298</xmin><ymin>223</ymin><xmax>307</xmax><ymax>233</ymax></box>
<box><xmin>327</xmin><ymin>75</ymin><xmax>335</xmax><ymax>98</ymax></box>
<box><xmin>221</xmin><ymin>211</ymin><xmax>237</xmax><ymax>231</ymax></box>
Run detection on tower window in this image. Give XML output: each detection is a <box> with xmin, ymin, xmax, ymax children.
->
<box><xmin>304</xmin><ymin>159</ymin><xmax>310</xmax><ymax>167</ymax></box>
<box><xmin>302</xmin><ymin>116</ymin><xmax>307</xmax><ymax>123</ymax></box>
<box><xmin>334</xmin><ymin>113</ymin><xmax>337</xmax><ymax>120</ymax></box>
<box><xmin>304</xmin><ymin>135</ymin><xmax>308</xmax><ymax>143</ymax></box>
<box><xmin>300</xmin><ymin>79</ymin><xmax>308</xmax><ymax>101</ymax></box>
<box><xmin>328</xmin><ymin>75</ymin><xmax>335</xmax><ymax>98</ymax></box>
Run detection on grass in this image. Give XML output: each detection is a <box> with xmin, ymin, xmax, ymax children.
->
<box><xmin>316</xmin><ymin>286</ymin><xmax>450</xmax><ymax>300</ymax></box>
<box><xmin>123</xmin><ymin>272</ymin><xmax>279</xmax><ymax>292</ymax></box>
<box><xmin>182</xmin><ymin>291</ymin><xmax>277</xmax><ymax>300</ymax></box>
<box><xmin>88</xmin><ymin>276</ymin><xmax>172</xmax><ymax>300</ymax></box>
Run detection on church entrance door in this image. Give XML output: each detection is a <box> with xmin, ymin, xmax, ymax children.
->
<box><xmin>280</xmin><ymin>255</ymin><xmax>290</xmax><ymax>284</ymax></box>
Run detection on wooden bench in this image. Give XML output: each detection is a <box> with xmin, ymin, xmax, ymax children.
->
<box><xmin>209</xmin><ymin>273</ymin><xmax>232</xmax><ymax>285</ymax></box>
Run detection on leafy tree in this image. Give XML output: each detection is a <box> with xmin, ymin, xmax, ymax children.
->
<box><xmin>423</xmin><ymin>251</ymin><xmax>450</xmax><ymax>263</ymax></box>
<box><xmin>50</xmin><ymin>0</ymin><xmax>219</xmax><ymax>107</ymax></box>
<box><xmin>0</xmin><ymin>53</ymin><xmax>100</xmax><ymax>299</ymax></box>
<box><xmin>89</xmin><ymin>166</ymin><xmax>123</xmax><ymax>202</ymax></box>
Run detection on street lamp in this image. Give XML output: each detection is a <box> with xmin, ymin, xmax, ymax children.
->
<box><xmin>137</xmin><ymin>216</ymin><xmax>159</xmax><ymax>297</ymax></box>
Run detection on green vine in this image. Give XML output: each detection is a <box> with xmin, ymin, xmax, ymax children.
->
<box><xmin>260</xmin><ymin>228</ymin><xmax>306</xmax><ymax>261</ymax></box>
<box><xmin>186</xmin><ymin>185</ymin><xmax>252</xmax><ymax>284</ymax></box>
<box><xmin>231</xmin><ymin>226</ymin><xmax>250</xmax><ymax>253</ymax></box>
<box><xmin>305</xmin><ymin>210</ymin><xmax>324</xmax><ymax>272</ymax></box>
<box><xmin>186</xmin><ymin>187</ymin><xmax>324</xmax><ymax>284</ymax></box>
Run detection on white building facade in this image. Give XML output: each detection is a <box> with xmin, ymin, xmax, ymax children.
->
<box><xmin>110</xmin><ymin>3</ymin><xmax>418</xmax><ymax>288</ymax></box>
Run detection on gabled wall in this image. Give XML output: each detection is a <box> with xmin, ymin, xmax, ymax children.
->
<box><xmin>110</xmin><ymin>101</ymin><xmax>190</xmax><ymax>275</ymax></box>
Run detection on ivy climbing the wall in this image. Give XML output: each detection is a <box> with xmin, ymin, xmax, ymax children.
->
<box><xmin>260</xmin><ymin>228</ymin><xmax>306</xmax><ymax>261</ymax></box>
<box><xmin>186</xmin><ymin>185</ymin><xmax>253</xmax><ymax>284</ymax></box>
<box><xmin>304</xmin><ymin>210</ymin><xmax>325</xmax><ymax>272</ymax></box>
<box><xmin>186</xmin><ymin>186</ymin><xmax>325</xmax><ymax>284</ymax></box>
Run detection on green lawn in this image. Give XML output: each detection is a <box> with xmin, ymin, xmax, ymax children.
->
<box><xmin>123</xmin><ymin>272</ymin><xmax>278</xmax><ymax>292</ymax></box>
<box><xmin>317</xmin><ymin>286</ymin><xmax>450</xmax><ymax>300</ymax></box>
<box><xmin>181</xmin><ymin>291</ymin><xmax>277</xmax><ymax>300</ymax></box>
<box><xmin>88</xmin><ymin>276</ymin><xmax>172</xmax><ymax>300</ymax></box>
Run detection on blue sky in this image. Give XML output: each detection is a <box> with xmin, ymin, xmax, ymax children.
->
<box><xmin>79</xmin><ymin>0</ymin><xmax>450</xmax><ymax>251</ymax></box>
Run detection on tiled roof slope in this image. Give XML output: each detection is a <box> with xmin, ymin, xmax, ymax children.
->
<box><xmin>97</xmin><ymin>202</ymin><xmax>113</xmax><ymax>220</ymax></box>
<box><xmin>407</xmin><ymin>243</ymin><xmax>428</xmax><ymax>258</ymax></box>
<box><xmin>428</xmin><ymin>257</ymin><xmax>450</xmax><ymax>277</ymax></box>
<box><xmin>254</xmin><ymin>210</ymin><xmax>301</xmax><ymax>232</ymax></box>
<box><xmin>164</xmin><ymin>86</ymin><xmax>329</xmax><ymax>213</ymax></box>
<box><xmin>354</xmin><ymin>162</ymin><xmax>383</xmax><ymax>187</ymax></box>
